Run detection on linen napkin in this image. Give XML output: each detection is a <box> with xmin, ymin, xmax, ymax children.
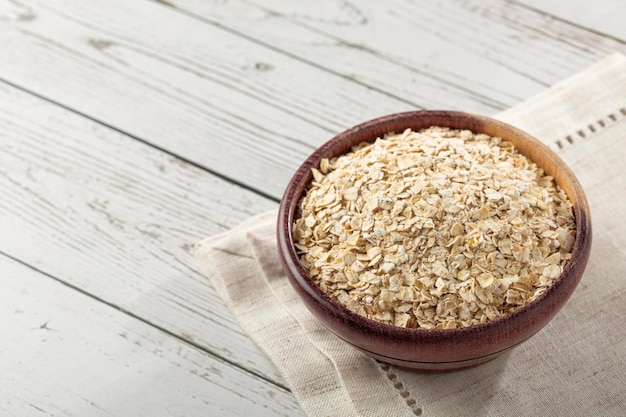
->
<box><xmin>194</xmin><ymin>54</ymin><xmax>626</xmax><ymax>417</ymax></box>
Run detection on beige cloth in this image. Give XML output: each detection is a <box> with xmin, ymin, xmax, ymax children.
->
<box><xmin>194</xmin><ymin>54</ymin><xmax>626</xmax><ymax>417</ymax></box>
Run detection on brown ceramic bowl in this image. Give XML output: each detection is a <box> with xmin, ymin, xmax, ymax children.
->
<box><xmin>277</xmin><ymin>110</ymin><xmax>592</xmax><ymax>372</ymax></box>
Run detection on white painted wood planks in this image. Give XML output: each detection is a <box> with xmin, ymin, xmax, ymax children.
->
<box><xmin>165</xmin><ymin>0</ymin><xmax>626</xmax><ymax>108</ymax></box>
<box><xmin>517</xmin><ymin>0</ymin><xmax>626</xmax><ymax>41</ymax></box>
<box><xmin>0</xmin><ymin>0</ymin><xmax>413</xmax><ymax>199</ymax></box>
<box><xmin>0</xmin><ymin>81</ymin><xmax>282</xmax><ymax>384</ymax></box>
<box><xmin>0</xmin><ymin>255</ymin><xmax>303</xmax><ymax>416</ymax></box>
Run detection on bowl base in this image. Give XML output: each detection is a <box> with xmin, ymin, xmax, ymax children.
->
<box><xmin>368</xmin><ymin>349</ymin><xmax>509</xmax><ymax>373</ymax></box>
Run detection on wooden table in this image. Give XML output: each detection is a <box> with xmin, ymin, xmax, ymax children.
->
<box><xmin>2</xmin><ymin>1</ymin><xmax>624</xmax><ymax>415</ymax></box>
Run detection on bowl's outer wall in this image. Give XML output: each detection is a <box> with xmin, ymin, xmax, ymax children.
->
<box><xmin>277</xmin><ymin>111</ymin><xmax>592</xmax><ymax>370</ymax></box>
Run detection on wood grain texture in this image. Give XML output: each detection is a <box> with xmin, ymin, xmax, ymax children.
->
<box><xmin>516</xmin><ymin>0</ymin><xmax>626</xmax><ymax>41</ymax></box>
<box><xmin>0</xmin><ymin>80</ymin><xmax>286</xmax><ymax>384</ymax></box>
<box><xmin>166</xmin><ymin>0</ymin><xmax>626</xmax><ymax>109</ymax></box>
<box><xmin>0</xmin><ymin>0</ymin><xmax>415</xmax><ymax>200</ymax></box>
<box><xmin>161</xmin><ymin>0</ymin><xmax>507</xmax><ymax>114</ymax></box>
<box><xmin>0</xmin><ymin>254</ymin><xmax>303</xmax><ymax>417</ymax></box>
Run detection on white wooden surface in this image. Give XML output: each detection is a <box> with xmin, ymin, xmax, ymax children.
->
<box><xmin>1</xmin><ymin>1</ymin><xmax>624</xmax><ymax>415</ymax></box>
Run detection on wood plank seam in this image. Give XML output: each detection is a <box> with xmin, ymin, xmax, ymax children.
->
<box><xmin>0</xmin><ymin>76</ymin><xmax>281</xmax><ymax>204</ymax></box>
<box><xmin>147</xmin><ymin>0</ymin><xmax>428</xmax><ymax>109</ymax></box>
<box><xmin>149</xmin><ymin>0</ymin><xmax>507</xmax><ymax>110</ymax></box>
<box><xmin>0</xmin><ymin>249</ymin><xmax>293</xmax><ymax>393</ymax></box>
<box><xmin>509</xmin><ymin>0</ymin><xmax>626</xmax><ymax>45</ymax></box>
<box><xmin>0</xmin><ymin>76</ymin><xmax>289</xmax><ymax>387</ymax></box>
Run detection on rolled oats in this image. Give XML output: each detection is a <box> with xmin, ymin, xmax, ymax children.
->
<box><xmin>293</xmin><ymin>127</ymin><xmax>576</xmax><ymax>329</ymax></box>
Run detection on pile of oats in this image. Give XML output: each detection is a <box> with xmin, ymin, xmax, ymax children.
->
<box><xmin>293</xmin><ymin>127</ymin><xmax>576</xmax><ymax>329</ymax></box>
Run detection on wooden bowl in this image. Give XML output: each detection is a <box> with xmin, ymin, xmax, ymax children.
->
<box><xmin>277</xmin><ymin>111</ymin><xmax>592</xmax><ymax>372</ymax></box>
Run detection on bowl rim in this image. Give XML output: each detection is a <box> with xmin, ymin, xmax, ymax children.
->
<box><xmin>277</xmin><ymin>110</ymin><xmax>592</xmax><ymax>342</ymax></box>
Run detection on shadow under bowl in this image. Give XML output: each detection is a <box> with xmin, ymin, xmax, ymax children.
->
<box><xmin>277</xmin><ymin>110</ymin><xmax>592</xmax><ymax>372</ymax></box>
